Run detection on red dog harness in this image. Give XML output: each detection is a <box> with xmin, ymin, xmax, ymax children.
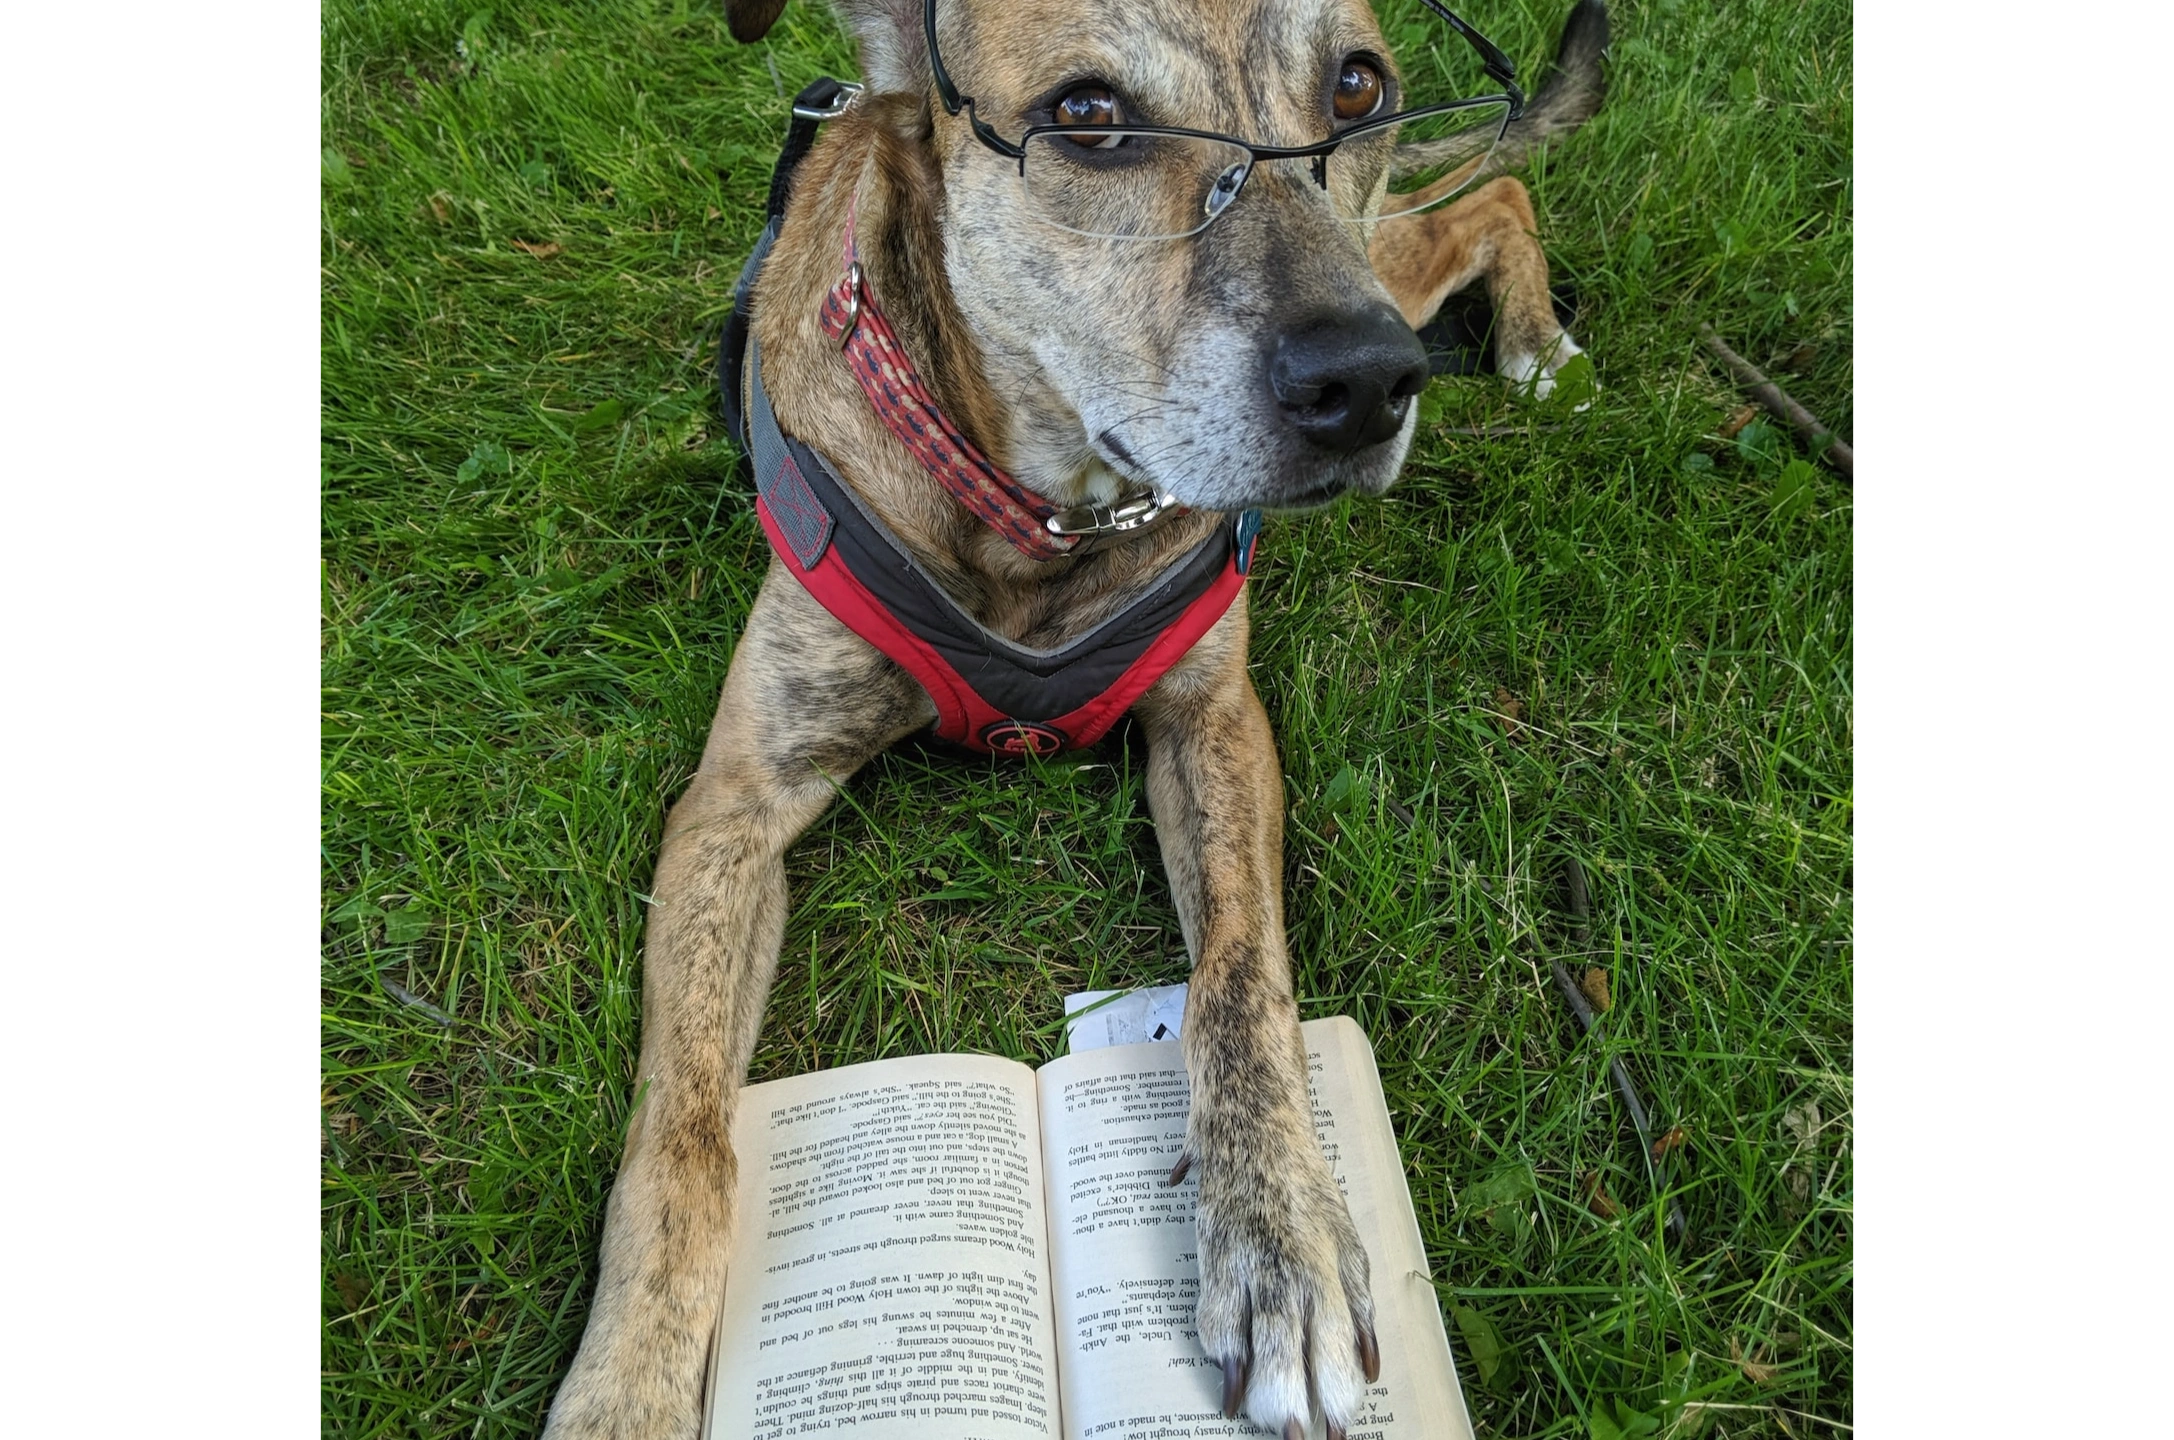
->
<box><xmin>720</xmin><ymin>80</ymin><xmax>1261</xmax><ymax>757</ymax></box>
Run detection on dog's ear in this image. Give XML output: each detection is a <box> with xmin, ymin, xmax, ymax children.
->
<box><xmin>828</xmin><ymin>0</ymin><xmax>931</xmax><ymax>95</ymax></box>
<box><xmin>722</xmin><ymin>0</ymin><xmax>931</xmax><ymax>97</ymax></box>
<box><xmin>723</xmin><ymin>0</ymin><xmax>790</xmax><ymax>43</ymax></box>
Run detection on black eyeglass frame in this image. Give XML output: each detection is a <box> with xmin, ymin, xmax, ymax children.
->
<box><xmin>921</xmin><ymin>0</ymin><xmax>1525</xmax><ymax>210</ymax></box>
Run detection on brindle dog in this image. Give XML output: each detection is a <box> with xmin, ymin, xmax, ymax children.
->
<box><xmin>544</xmin><ymin>1</ymin><xmax>1607</xmax><ymax>1436</ymax></box>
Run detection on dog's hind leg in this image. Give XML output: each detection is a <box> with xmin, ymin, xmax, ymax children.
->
<box><xmin>1369</xmin><ymin>175</ymin><xmax>1586</xmax><ymax>402</ymax></box>
<box><xmin>1367</xmin><ymin>0</ymin><xmax>1608</xmax><ymax>403</ymax></box>
<box><xmin>542</xmin><ymin>572</ymin><xmax>930</xmax><ymax>1440</ymax></box>
<box><xmin>1135</xmin><ymin>607</ymin><xmax>1377</xmax><ymax>1440</ymax></box>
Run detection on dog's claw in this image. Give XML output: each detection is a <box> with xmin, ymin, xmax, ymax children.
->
<box><xmin>1283</xmin><ymin>1420</ymin><xmax>1306</xmax><ymax>1440</ymax></box>
<box><xmin>1329</xmin><ymin>1424</ymin><xmax>1348</xmax><ymax>1440</ymax></box>
<box><xmin>1358</xmin><ymin>1319</ymin><xmax>1380</xmax><ymax>1383</ymax></box>
<box><xmin>1221</xmin><ymin>1353</ymin><xmax>1246</xmax><ymax>1417</ymax></box>
<box><xmin>1168</xmin><ymin>1149</ymin><xmax>1194</xmax><ymax>1186</ymax></box>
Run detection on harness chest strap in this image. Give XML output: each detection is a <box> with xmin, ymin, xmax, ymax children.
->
<box><xmin>742</xmin><ymin>334</ymin><xmax>1261</xmax><ymax>755</ymax></box>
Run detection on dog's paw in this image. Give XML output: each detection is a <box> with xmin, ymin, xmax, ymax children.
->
<box><xmin>1179</xmin><ymin>1134</ymin><xmax>1379</xmax><ymax>1439</ymax></box>
<box><xmin>1501</xmin><ymin>331</ymin><xmax>1594</xmax><ymax>410</ymax></box>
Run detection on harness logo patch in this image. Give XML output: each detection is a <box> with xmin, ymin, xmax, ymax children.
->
<box><xmin>978</xmin><ymin>719</ymin><xmax>1067</xmax><ymax>757</ymax></box>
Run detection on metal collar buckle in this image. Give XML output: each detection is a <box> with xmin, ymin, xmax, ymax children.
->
<box><xmin>793</xmin><ymin>82</ymin><xmax>864</xmax><ymax>121</ymax></box>
<box><xmin>1044</xmin><ymin>488</ymin><xmax>1183</xmax><ymax>539</ymax></box>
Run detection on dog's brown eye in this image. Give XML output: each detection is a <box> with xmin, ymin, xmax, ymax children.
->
<box><xmin>1056</xmin><ymin>84</ymin><xmax>1124</xmax><ymax>148</ymax></box>
<box><xmin>1333</xmin><ymin>59</ymin><xmax>1384</xmax><ymax>121</ymax></box>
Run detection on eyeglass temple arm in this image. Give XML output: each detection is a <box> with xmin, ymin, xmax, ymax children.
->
<box><xmin>923</xmin><ymin>0</ymin><xmax>1028</xmax><ymax>158</ymax></box>
<box><xmin>1414</xmin><ymin>0</ymin><xmax>1519</xmax><ymax>90</ymax></box>
<box><xmin>924</xmin><ymin>0</ymin><xmax>963</xmax><ymax>113</ymax></box>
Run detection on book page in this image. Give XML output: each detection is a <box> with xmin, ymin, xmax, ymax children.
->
<box><xmin>1035</xmin><ymin>1018</ymin><xmax>1472</xmax><ymax>1440</ymax></box>
<box><xmin>706</xmin><ymin>1053</ymin><xmax>1063</xmax><ymax>1440</ymax></box>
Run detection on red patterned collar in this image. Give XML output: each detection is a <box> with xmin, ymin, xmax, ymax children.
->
<box><xmin>817</xmin><ymin>207</ymin><xmax>1178</xmax><ymax>560</ymax></box>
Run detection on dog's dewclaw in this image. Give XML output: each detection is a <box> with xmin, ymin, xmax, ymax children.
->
<box><xmin>1168</xmin><ymin>1149</ymin><xmax>1195</xmax><ymax>1186</ymax></box>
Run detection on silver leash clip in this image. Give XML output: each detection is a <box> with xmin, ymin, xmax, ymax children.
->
<box><xmin>1044</xmin><ymin>488</ymin><xmax>1182</xmax><ymax>539</ymax></box>
<box><xmin>793</xmin><ymin>82</ymin><xmax>865</xmax><ymax>121</ymax></box>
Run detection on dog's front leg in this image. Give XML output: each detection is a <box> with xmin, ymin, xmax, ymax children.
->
<box><xmin>1137</xmin><ymin>614</ymin><xmax>1378</xmax><ymax>1440</ymax></box>
<box><xmin>544</xmin><ymin>575</ymin><xmax>929</xmax><ymax>1440</ymax></box>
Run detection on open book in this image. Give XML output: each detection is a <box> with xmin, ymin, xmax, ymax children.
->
<box><xmin>703</xmin><ymin>1017</ymin><xmax>1473</xmax><ymax>1440</ymax></box>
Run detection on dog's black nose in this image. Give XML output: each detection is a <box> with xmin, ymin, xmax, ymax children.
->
<box><xmin>1269</xmin><ymin>306</ymin><xmax>1431</xmax><ymax>453</ymax></box>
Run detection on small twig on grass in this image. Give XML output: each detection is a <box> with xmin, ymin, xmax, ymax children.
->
<box><xmin>1698</xmin><ymin>324</ymin><xmax>1854</xmax><ymax>484</ymax></box>
<box><xmin>1551</xmin><ymin>858</ymin><xmax>1688</xmax><ymax>1242</ymax></box>
<box><xmin>379</xmin><ymin>970</ymin><xmax>456</xmax><ymax>1027</ymax></box>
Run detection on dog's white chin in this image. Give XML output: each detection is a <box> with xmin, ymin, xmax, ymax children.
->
<box><xmin>1159</xmin><ymin>451</ymin><xmax>1411</xmax><ymax>513</ymax></box>
<box><xmin>1162</xmin><ymin>404</ymin><xmax>1415</xmax><ymax>512</ymax></box>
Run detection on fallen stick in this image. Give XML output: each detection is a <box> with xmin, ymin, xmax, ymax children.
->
<box><xmin>1698</xmin><ymin>324</ymin><xmax>1854</xmax><ymax>484</ymax></box>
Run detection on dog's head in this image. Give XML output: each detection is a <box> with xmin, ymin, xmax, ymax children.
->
<box><xmin>731</xmin><ymin>0</ymin><xmax>1433</xmax><ymax>513</ymax></box>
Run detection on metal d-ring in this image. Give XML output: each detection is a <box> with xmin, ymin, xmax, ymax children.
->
<box><xmin>834</xmin><ymin>262</ymin><xmax>863</xmax><ymax>349</ymax></box>
<box><xmin>793</xmin><ymin>81</ymin><xmax>865</xmax><ymax>122</ymax></box>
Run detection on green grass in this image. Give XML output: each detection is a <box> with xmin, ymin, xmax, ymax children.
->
<box><xmin>321</xmin><ymin>1</ymin><xmax>1852</xmax><ymax>1435</ymax></box>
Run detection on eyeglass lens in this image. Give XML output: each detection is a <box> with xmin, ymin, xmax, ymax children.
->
<box><xmin>1369</xmin><ymin>101</ymin><xmax>1510</xmax><ymax>220</ymax></box>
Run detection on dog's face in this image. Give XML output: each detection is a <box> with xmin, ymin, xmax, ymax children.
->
<box><xmin>736</xmin><ymin>0</ymin><xmax>1434</xmax><ymax>512</ymax></box>
<box><xmin>931</xmin><ymin>0</ymin><xmax>1431</xmax><ymax>512</ymax></box>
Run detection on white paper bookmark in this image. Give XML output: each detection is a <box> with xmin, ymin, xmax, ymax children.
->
<box><xmin>1062</xmin><ymin>982</ymin><xmax>1189</xmax><ymax>1053</ymax></box>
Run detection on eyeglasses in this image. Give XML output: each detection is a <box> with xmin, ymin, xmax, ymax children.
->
<box><xmin>922</xmin><ymin>0</ymin><xmax>1525</xmax><ymax>241</ymax></box>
